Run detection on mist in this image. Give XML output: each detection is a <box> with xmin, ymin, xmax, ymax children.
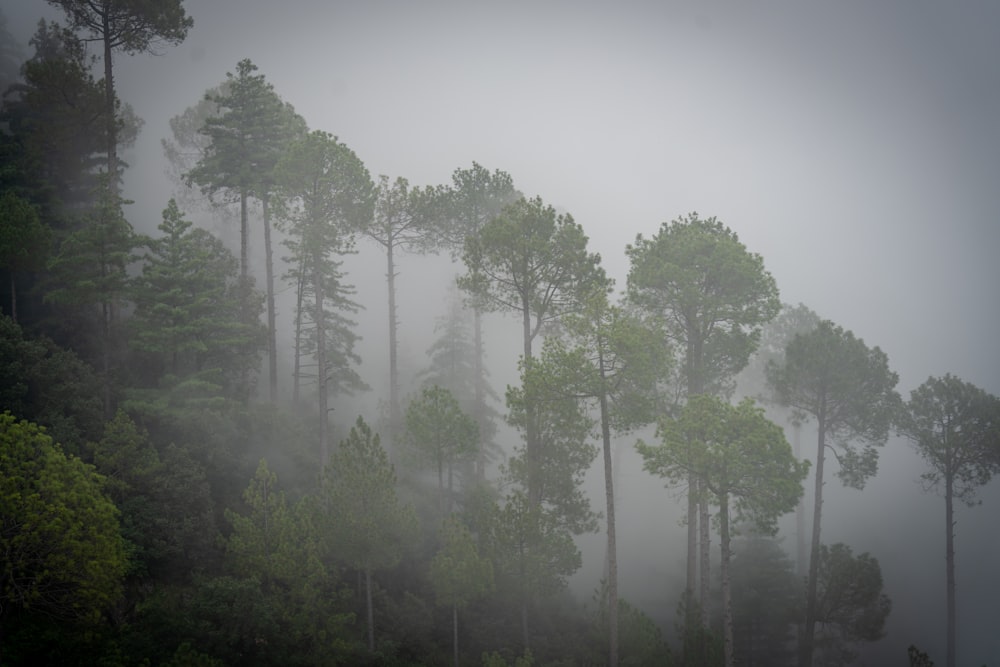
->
<box><xmin>3</xmin><ymin>0</ymin><xmax>998</xmax><ymax>664</ymax></box>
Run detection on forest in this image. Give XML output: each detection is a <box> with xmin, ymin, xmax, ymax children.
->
<box><xmin>1</xmin><ymin>2</ymin><xmax>999</xmax><ymax>667</ymax></box>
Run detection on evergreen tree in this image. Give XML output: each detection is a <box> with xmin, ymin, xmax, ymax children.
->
<box><xmin>46</xmin><ymin>0</ymin><xmax>192</xmax><ymax>186</ymax></box>
<box><xmin>765</xmin><ymin>320</ymin><xmax>899</xmax><ymax>667</ymax></box>
<box><xmin>274</xmin><ymin>130</ymin><xmax>374</xmax><ymax>465</ymax></box>
<box><xmin>897</xmin><ymin>375</ymin><xmax>1000</xmax><ymax>667</ymax></box>
<box><xmin>316</xmin><ymin>417</ymin><xmax>418</xmax><ymax>652</ymax></box>
<box><xmin>404</xmin><ymin>385</ymin><xmax>479</xmax><ymax>516</ymax></box>
<box><xmin>626</xmin><ymin>211</ymin><xmax>781</xmax><ymax>634</ymax></box>
<box><xmin>0</xmin><ymin>190</ymin><xmax>49</xmax><ymax>323</ymax></box>
<box><xmin>129</xmin><ymin>199</ymin><xmax>263</xmax><ymax>399</ymax></box>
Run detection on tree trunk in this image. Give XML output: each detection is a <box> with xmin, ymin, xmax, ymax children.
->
<box><xmin>521</xmin><ymin>598</ymin><xmax>530</xmax><ymax>654</ymax></box>
<box><xmin>453</xmin><ymin>603</ymin><xmax>460</xmax><ymax>667</ymax></box>
<box><xmin>699</xmin><ymin>496</ymin><xmax>711</xmax><ymax>628</ymax></box>
<box><xmin>386</xmin><ymin>242</ymin><xmax>400</xmax><ymax>456</ymax></box>
<box><xmin>720</xmin><ymin>493</ymin><xmax>734</xmax><ymax>667</ymax></box>
<box><xmin>315</xmin><ymin>253</ymin><xmax>328</xmax><ymax>468</ymax></box>
<box><xmin>473</xmin><ymin>306</ymin><xmax>487</xmax><ymax>479</ymax></box>
<box><xmin>686</xmin><ymin>475</ymin><xmax>697</xmax><ymax>614</ymax></box>
<box><xmin>521</xmin><ymin>297</ymin><xmax>539</xmax><ymax>507</ymax></box>
<box><xmin>262</xmin><ymin>194</ymin><xmax>278</xmax><ymax>403</ymax></box>
<box><xmin>802</xmin><ymin>413</ymin><xmax>826</xmax><ymax>667</ymax></box>
<box><xmin>101</xmin><ymin>12</ymin><xmax>117</xmax><ymax>190</ymax></box>
<box><xmin>292</xmin><ymin>262</ymin><xmax>305</xmax><ymax>406</ymax></box>
<box><xmin>365</xmin><ymin>566</ymin><xmax>375</xmax><ymax>652</ymax></box>
<box><xmin>794</xmin><ymin>422</ymin><xmax>806</xmax><ymax>578</ymax></box>
<box><xmin>9</xmin><ymin>272</ymin><xmax>16</xmax><ymax>324</ymax></box>
<box><xmin>599</xmin><ymin>376</ymin><xmax>619</xmax><ymax>666</ymax></box>
<box><xmin>945</xmin><ymin>471</ymin><xmax>956</xmax><ymax>667</ymax></box>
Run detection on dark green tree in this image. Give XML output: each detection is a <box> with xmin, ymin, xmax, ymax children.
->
<box><xmin>765</xmin><ymin>320</ymin><xmax>899</xmax><ymax>667</ymax></box>
<box><xmin>896</xmin><ymin>375</ymin><xmax>1000</xmax><ymax>667</ymax></box>
<box><xmin>430</xmin><ymin>516</ymin><xmax>494</xmax><ymax>667</ymax></box>
<box><xmin>404</xmin><ymin>385</ymin><xmax>479</xmax><ymax>516</ymax></box>
<box><xmin>0</xmin><ymin>9</ymin><xmax>23</xmax><ymax>94</ymax></box>
<box><xmin>812</xmin><ymin>543</ymin><xmax>891</xmax><ymax>667</ymax></box>
<box><xmin>626</xmin><ymin>212</ymin><xmax>781</xmax><ymax>628</ymax></box>
<box><xmin>0</xmin><ymin>413</ymin><xmax>126</xmax><ymax>661</ymax></box>
<box><xmin>438</xmin><ymin>163</ymin><xmax>519</xmax><ymax>477</ymax></box>
<box><xmin>0</xmin><ymin>190</ymin><xmax>49</xmax><ymax>323</ymax></box>
<box><xmin>274</xmin><ymin>131</ymin><xmax>374</xmax><ymax>464</ymax></box>
<box><xmin>316</xmin><ymin>417</ymin><xmax>418</xmax><ymax>652</ymax></box>
<box><xmin>459</xmin><ymin>195</ymin><xmax>605</xmax><ymax>508</ymax></box>
<box><xmin>486</xmin><ymin>491</ymin><xmax>581</xmax><ymax>653</ymax></box>
<box><xmin>729</xmin><ymin>534</ymin><xmax>801</xmax><ymax>667</ymax></box>
<box><xmin>637</xmin><ymin>396</ymin><xmax>807</xmax><ymax>667</ymax></box>
<box><xmin>45</xmin><ymin>180</ymin><xmax>137</xmax><ymax>417</ymax></box>
<box><xmin>46</xmin><ymin>0</ymin><xmax>192</xmax><ymax>185</ymax></box>
<box><xmin>129</xmin><ymin>198</ymin><xmax>262</xmax><ymax>399</ymax></box>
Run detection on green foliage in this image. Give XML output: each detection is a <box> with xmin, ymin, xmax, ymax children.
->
<box><xmin>459</xmin><ymin>195</ymin><xmax>606</xmax><ymax>351</ymax></box>
<box><xmin>908</xmin><ymin>645</ymin><xmax>935</xmax><ymax>667</ymax></box>
<box><xmin>813</xmin><ymin>543</ymin><xmax>891</xmax><ymax>666</ymax></box>
<box><xmin>638</xmin><ymin>396</ymin><xmax>808</xmax><ymax>535</ymax></box>
<box><xmin>439</xmin><ymin>162</ymin><xmax>520</xmax><ymax>255</ymax></box>
<box><xmin>46</xmin><ymin>0</ymin><xmax>192</xmax><ymax>55</ymax></box>
<box><xmin>898</xmin><ymin>374</ymin><xmax>1000</xmax><ymax>505</ymax></box>
<box><xmin>0</xmin><ymin>190</ymin><xmax>50</xmax><ymax>320</ymax></box>
<box><xmin>129</xmin><ymin>199</ymin><xmax>263</xmax><ymax>392</ymax></box>
<box><xmin>766</xmin><ymin>320</ymin><xmax>900</xmax><ymax>489</ymax></box>
<box><xmin>0</xmin><ymin>315</ymin><xmax>103</xmax><ymax>452</ymax></box>
<box><xmin>405</xmin><ymin>385</ymin><xmax>479</xmax><ymax>514</ymax></box>
<box><xmin>481</xmin><ymin>648</ymin><xmax>534</xmax><ymax>667</ymax></box>
<box><xmin>729</xmin><ymin>534</ymin><xmax>800</xmax><ymax>667</ymax></box>
<box><xmin>486</xmin><ymin>492</ymin><xmax>581</xmax><ymax>606</ymax></box>
<box><xmin>0</xmin><ymin>413</ymin><xmax>126</xmax><ymax>623</ymax></box>
<box><xmin>506</xmin><ymin>354</ymin><xmax>598</xmax><ymax>535</ymax></box>
<box><xmin>626</xmin><ymin>212</ymin><xmax>781</xmax><ymax>397</ymax></box>
<box><xmin>318</xmin><ymin>417</ymin><xmax>419</xmax><ymax>574</ymax></box>
<box><xmin>430</xmin><ymin>516</ymin><xmax>494</xmax><ymax>609</ymax></box>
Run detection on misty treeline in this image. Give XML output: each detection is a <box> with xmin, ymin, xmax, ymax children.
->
<box><xmin>0</xmin><ymin>4</ymin><xmax>998</xmax><ymax>667</ymax></box>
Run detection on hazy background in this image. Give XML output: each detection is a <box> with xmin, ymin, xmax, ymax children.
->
<box><xmin>5</xmin><ymin>1</ymin><xmax>999</xmax><ymax>663</ymax></box>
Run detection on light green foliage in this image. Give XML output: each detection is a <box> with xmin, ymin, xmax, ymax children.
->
<box><xmin>766</xmin><ymin>320</ymin><xmax>900</xmax><ymax>489</ymax></box>
<box><xmin>813</xmin><ymin>543</ymin><xmax>891</xmax><ymax>666</ymax></box>
<box><xmin>481</xmin><ymin>649</ymin><xmax>534</xmax><ymax>667</ymax></box>
<box><xmin>130</xmin><ymin>199</ymin><xmax>262</xmax><ymax>390</ymax></box>
<box><xmin>0</xmin><ymin>413</ymin><xmax>126</xmax><ymax>623</ymax></box>
<box><xmin>638</xmin><ymin>396</ymin><xmax>807</xmax><ymax>534</ymax></box>
<box><xmin>430</xmin><ymin>516</ymin><xmax>494</xmax><ymax>609</ymax></box>
<box><xmin>405</xmin><ymin>385</ymin><xmax>479</xmax><ymax>514</ymax></box>
<box><xmin>318</xmin><ymin>417</ymin><xmax>418</xmax><ymax>573</ymax></box>
<box><xmin>898</xmin><ymin>374</ymin><xmax>1000</xmax><ymax>505</ymax></box>
<box><xmin>506</xmin><ymin>355</ymin><xmax>598</xmax><ymax>535</ymax></box>
<box><xmin>739</xmin><ymin>302</ymin><xmax>821</xmax><ymax>401</ymax></box>
<box><xmin>626</xmin><ymin>212</ymin><xmax>781</xmax><ymax>397</ymax></box>
<box><xmin>439</xmin><ymin>162</ymin><xmax>520</xmax><ymax>254</ymax></box>
<box><xmin>459</xmin><ymin>195</ymin><xmax>606</xmax><ymax>353</ymax></box>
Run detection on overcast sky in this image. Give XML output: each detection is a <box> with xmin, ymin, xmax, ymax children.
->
<box><xmin>6</xmin><ymin>1</ymin><xmax>1000</xmax><ymax>662</ymax></box>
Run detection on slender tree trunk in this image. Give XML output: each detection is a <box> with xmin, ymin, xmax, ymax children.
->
<box><xmin>802</xmin><ymin>413</ymin><xmax>826</xmax><ymax>667</ymax></box>
<box><xmin>699</xmin><ymin>496</ymin><xmax>711</xmax><ymax>627</ymax></box>
<box><xmin>794</xmin><ymin>423</ymin><xmax>806</xmax><ymax>578</ymax></box>
<box><xmin>262</xmin><ymin>194</ymin><xmax>278</xmax><ymax>402</ymax></box>
<box><xmin>101</xmin><ymin>14</ymin><xmax>117</xmax><ymax>190</ymax></box>
<box><xmin>473</xmin><ymin>306</ymin><xmax>487</xmax><ymax>478</ymax></box>
<box><xmin>9</xmin><ymin>273</ymin><xmax>16</xmax><ymax>324</ymax></box>
<box><xmin>386</xmin><ymin>242</ymin><xmax>400</xmax><ymax>454</ymax></box>
<box><xmin>599</xmin><ymin>381</ymin><xmax>619</xmax><ymax>667</ymax></box>
<box><xmin>521</xmin><ymin>298</ymin><xmax>539</xmax><ymax>506</ymax></box>
<box><xmin>521</xmin><ymin>598</ymin><xmax>530</xmax><ymax>654</ymax></box>
<box><xmin>438</xmin><ymin>457</ymin><xmax>445</xmax><ymax>518</ymax></box>
<box><xmin>238</xmin><ymin>189</ymin><xmax>250</xmax><ymax>401</ymax></box>
<box><xmin>293</xmin><ymin>262</ymin><xmax>305</xmax><ymax>406</ymax></box>
<box><xmin>315</xmin><ymin>254</ymin><xmax>328</xmax><ymax>468</ymax></box>
<box><xmin>447</xmin><ymin>462</ymin><xmax>454</xmax><ymax>515</ymax></box>
<box><xmin>945</xmin><ymin>472</ymin><xmax>956</xmax><ymax>667</ymax></box>
<box><xmin>687</xmin><ymin>476</ymin><xmax>697</xmax><ymax>611</ymax></box>
<box><xmin>720</xmin><ymin>493</ymin><xmax>734</xmax><ymax>667</ymax></box>
<box><xmin>453</xmin><ymin>603</ymin><xmax>460</xmax><ymax>667</ymax></box>
<box><xmin>366</xmin><ymin>566</ymin><xmax>375</xmax><ymax>652</ymax></box>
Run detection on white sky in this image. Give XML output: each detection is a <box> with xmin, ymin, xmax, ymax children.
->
<box><xmin>6</xmin><ymin>1</ymin><xmax>1000</xmax><ymax>662</ymax></box>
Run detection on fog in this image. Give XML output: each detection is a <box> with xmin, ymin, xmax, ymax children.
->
<box><xmin>5</xmin><ymin>0</ymin><xmax>998</xmax><ymax>663</ymax></box>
